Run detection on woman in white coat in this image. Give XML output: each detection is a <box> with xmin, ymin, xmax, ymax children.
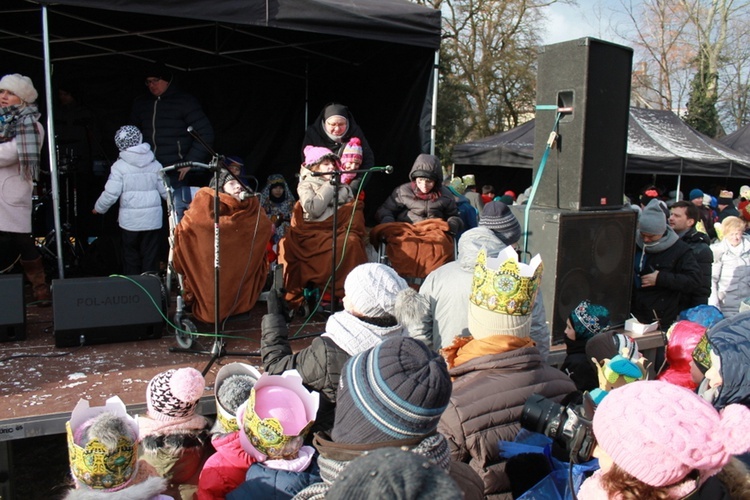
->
<box><xmin>710</xmin><ymin>215</ymin><xmax>750</xmax><ymax>317</ymax></box>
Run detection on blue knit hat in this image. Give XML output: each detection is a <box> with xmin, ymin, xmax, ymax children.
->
<box><xmin>569</xmin><ymin>300</ymin><xmax>611</xmax><ymax>342</ymax></box>
<box><xmin>331</xmin><ymin>336</ymin><xmax>451</xmax><ymax>444</ymax></box>
<box><xmin>689</xmin><ymin>189</ymin><xmax>704</xmax><ymax>201</ymax></box>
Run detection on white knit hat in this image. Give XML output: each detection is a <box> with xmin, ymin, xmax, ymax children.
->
<box><xmin>115</xmin><ymin>125</ymin><xmax>143</xmax><ymax>151</ymax></box>
<box><xmin>344</xmin><ymin>263</ymin><xmax>408</xmax><ymax>318</ymax></box>
<box><xmin>0</xmin><ymin>73</ymin><xmax>38</xmax><ymax>103</ymax></box>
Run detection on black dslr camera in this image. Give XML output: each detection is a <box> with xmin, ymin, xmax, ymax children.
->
<box><xmin>520</xmin><ymin>393</ymin><xmax>596</xmax><ymax>463</ymax></box>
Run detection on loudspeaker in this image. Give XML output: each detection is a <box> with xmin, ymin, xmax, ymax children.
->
<box><xmin>513</xmin><ymin>207</ymin><xmax>637</xmax><ymax>345</ymax></box>
<box><xmin>533</xmin><ymin>37</ymin><xmax>633</xmax><ymax>210</ymax></box>
<box><xmin>0</xmin><ymin>274</ymin><xmax>25</xmax><ymax>342</ymax></box>
<box><xmin>52</xmin><ymin>274</ymin><xmax>164</xmax><ymax>348</ymax></box>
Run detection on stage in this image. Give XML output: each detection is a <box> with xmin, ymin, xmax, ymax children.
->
<box><xmin>0</xmin><ymin>283</ymin><xmax>321</xmax><ymax>498</ymax></box>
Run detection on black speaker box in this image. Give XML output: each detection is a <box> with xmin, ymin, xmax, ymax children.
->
<box><xmin>513</xmin><ymin>207</ymin><xmax>637</xmax><ymax>345</ymax></box>
<box><xmin>533</xmin><ymin>37</ymin><xmax>633</xmax><ymax>210</ymax></box>
<box><xmin>52</xmin><ymin>275</ymin><xmax>164</xmax><ymax>348</ymax></box>
<box><xmin>0</xmin><ymin>274</ymin><xmax>25</xmax><ymax>342</ymax></box>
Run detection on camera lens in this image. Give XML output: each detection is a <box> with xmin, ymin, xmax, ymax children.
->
<box><xmin>520</xmin><ymin>394</ymin><xmax>565</xmax><ymax>436</ymax></box>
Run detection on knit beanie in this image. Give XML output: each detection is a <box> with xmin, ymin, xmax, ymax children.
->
<box><xmin>448</xmin><ymin>177</ymin><xmax>466</xmax><ymax>195</ymax></box>
<box><xmin>718</xmin><ymin>190</ymin><xmax>734</xmax><ymax>205</ymax></box>
<box><xmin>326</xmin><ymin>447</ymin><xmax>461</xmax><ymax>500</ymax></box>
<box><xmin>340</xmin><ymin>137</ymin><xmax>363</xmax><ymax>165</ymax></box>
<box><xmin>331</xmin><ymin>336</ymin><xmax>452</xmax><ymax>444</ymax></box>
<box><xmin>593</xmin><ymin>380</ymin><xmax>750</xmax><ymax>487</ymax></box>
<box><xmin>468</xmin><ymin>246</ymin><xmax>542</xmax><ymax>339</ymax></box>
<box><xmin>639</xmin><ymin>198</ymin><xmax>667</xmax><ymax>234</ymax></box>
<box><xmin>344</xmin><ymin>263</ymin><xmax>408</xmax><ymax>318</ymax></box>
<box><xmin>146</xmin><ymin>367</ymin><xmax>205</xmax><ymax>422</ymax></box>
<box><xmin>214</xmin><ymin>363</ymin><xmax>262</xmax><ymax>433</ymax></box>
<box><xmin>303</xmin><ymin>145</ymin><xmax>339</xmax><ymax>169</ymax></box>
<box><xmin>114</xmin><ymin>125</ymin><xmax>143</xmax><ymax>151</ymax></box>
<box><xmin>479</xmin><ymin>201</ymin><xmax>522</xmax><ymax>246</ymax></box>
<box><xmin>0</xmin><ymin>73</ymin><xmax>38</xmax><ymax>103</ymax></box>
<box><xmin>569</xmin><ymin>300</ymin><xmax>610</xmax><ymax>342</ymax></box>
<box><xmin>208</xmin><ymin>168</ymin><xmax>234</xmax><ymax>192</ymax></box>
<box><xmin>689</xmin><ymin>188</ymin><xmax>704</xmax><ymax>201</ymax></box>
<box><xmin>238</xmin><ymin>370</ymin><xmax>319</xmax><ymax>460</ymax></box>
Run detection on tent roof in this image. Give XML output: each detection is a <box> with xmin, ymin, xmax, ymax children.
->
<box><xmin>453</xmin><ymin>107</ymin><xmax>750</xmax><ymax>178</ymax></box>
<box><xmin>719</xmin><ymin>122</ymin><xmax>750</xmax><ymax>156</ymax></box>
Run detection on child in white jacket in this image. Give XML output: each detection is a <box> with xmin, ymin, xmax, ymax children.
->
<box><xmin>93</xmin><ymin>125</ymin><xmax>167</xmax><ymax>274</ymax></box>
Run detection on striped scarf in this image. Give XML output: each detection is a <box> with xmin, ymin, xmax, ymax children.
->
<box><xmin>0</xmin><ymin>104</ymin><xmax>42</xmax><ymax>181</ymax></box>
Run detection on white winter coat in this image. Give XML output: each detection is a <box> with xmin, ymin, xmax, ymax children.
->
<box><xmin>709</xmin><ymin>236</ymin><xmax>750</xmax><ymax>317</ymax></box>
<box><xmin>94</xmin><ymin>143</ymin><xmax>167</xmax><ymax>231</ymax></box>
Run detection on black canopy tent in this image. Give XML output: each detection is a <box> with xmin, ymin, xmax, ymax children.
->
<box><xmin>454</xmin><ymin>107</ymin><xmax>750</xmax><ymax>177</ymax></box>
<box><xmin>2</xmin><ymin>0</ymin><xmax>441</xmax><ymax>277</ymax></box>
<box><xmin>720</xmin><ymin>122</ymin><xmax>750</xmax><ymax>156</ymax></box>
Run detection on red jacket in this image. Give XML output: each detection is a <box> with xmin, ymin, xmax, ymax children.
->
<box><xmin>197</xmin><ymin>432</ymin><xmax>256</xmax><ymax>500</ymax></box>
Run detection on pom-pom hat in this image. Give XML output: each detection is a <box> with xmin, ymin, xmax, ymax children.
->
<box><xmin>303</xmin><ymin>145</ymin><xmax>339</xmax><ymax>169</ymax></box>
<box><xmin>468</xmin><ymin>246</ymin><xmax>543</xmax><ymax>339</ymax></box>
<box><xmin>593</xmin><ymin>380</ymin><xmax>750</xmax><ymax>488</ymax></box>
<box><xmin>214</xmin><ymin>362</ymin><xmax>262</xmax><ymax>433</ymax></box>
<box><xmin>340</xmin><ymin>137</ymin><xmax>363</xmax><ymax>165</ymax></box>
<box><xmin>569</xmin><ymin>300</ymin><xmax>610</xmax><ymax>342</ymax></box>
<box><xmin>0</xmin><ymin>73</ymin><xmax>38</xmax><ymax>103</ymax></box>
<box><xmin>114</xmin><ymin>125</ymin><xmax>143</xmax><ymax>152</ymax></box>
<box><xmin>146</xmin><ymin>367</ymin><xmax>205</xmax><ymax>421</ymax></box>
<box><xmin>238</xmin><ymin>370</ymin><xmax>319</xmax><ymax>460</ymax></box>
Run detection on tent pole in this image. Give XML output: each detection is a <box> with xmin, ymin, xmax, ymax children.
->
<box><xmin>430</xmin><ymin>50</ymin><xmax>439</xmax><ymax>155</ymax></box>
<box><xmin>42</xmin><ymin>5</ymin><xmax>66</xmax><ymax>279</ymax></box>
<box><xmin>676</xmin><ymin>174</ymin><xmax>682</xmax><ymax>201</ymax></box>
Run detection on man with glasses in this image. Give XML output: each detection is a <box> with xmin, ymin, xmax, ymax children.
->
<box><xmin>130</xmin><ymin>64</ymin><xmax>214</xmax><ymax>220</ymax></box>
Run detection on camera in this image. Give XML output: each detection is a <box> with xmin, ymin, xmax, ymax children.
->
<box><xmin>520</xmin><ymin>393</ymin><xmax>596</xmax><ymax>463</ymax></box>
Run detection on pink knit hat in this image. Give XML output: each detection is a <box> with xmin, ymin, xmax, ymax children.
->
<box><xmin>340</xmin><ymin>137</ymin><xmax>363</xmax><ymax>165</ymax></box>
<box><xmin>303</xmin><ymin>145</ymin><xmax>338</xmax><ymax>168</ymax></box>
<box><xmin>593</xmin><ymin>380</ymin><xmax>750</xmax><ymax>487</ymax></box>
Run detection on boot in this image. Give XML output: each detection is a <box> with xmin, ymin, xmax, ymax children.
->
<box><xmin>20</xmin><ymin>257</ymin><xmax>51</xmax><ymax>305</ymax></box>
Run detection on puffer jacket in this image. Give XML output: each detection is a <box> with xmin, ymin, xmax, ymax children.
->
<box><xmin>709</xmin><ymin>236</ymin><xmax>750</xmax><ymax>317</ymax></box>
<box><xmin>94</xmin><ymin>143</ymin><xmax>167</xmax><ymax>231</ymax></box>
<box><xmin>296</xmin><ymin>165</ymin><xmax>354</xmax><ymax>222</ymax></box>
<box><xmin>413</xmin><ymin>227</ymin><xmax>550</xmax><ymax>360</ymax></box>
<box><xmin>680</xmin><ymin>227</ymin><xmax>713</xmax><ymax>309</ymax></box>
<box><xmin>196</xmin><ymin>432</ymin><xmax>256</xmax><ymax>500</ymax></box>
<box><xmin>227</xmin><ymin>461</ymin><xmax>321</xmax><ymax>500</ymax></box>
<box><xmin>438</xmin><ymin>345</ymin><xmax>576</xmax><ymax>499</ymax></box>
<box><xmin>375</xmin><ymin>154</ymin><xmax>462</xmax><ymax>234</ymax></box>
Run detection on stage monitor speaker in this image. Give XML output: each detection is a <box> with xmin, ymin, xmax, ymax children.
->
<box><xmin>0</xmin><ymin>274</ymin><xmax>25</xmax><ymax>342</ymax></box>
<box><xmin>52</xmin><ymin>275</ymin><xmax>164</xmax><ymax>348</ymax></box>
<box><xmin>533</xmin><ymin>37</ymin><xmax>633</xmax><ymax>210</ymax></box>
<box><xmin>513</xmin><ymin>206</ymin><xmax>637</xmax><ymax>345</ymax></box>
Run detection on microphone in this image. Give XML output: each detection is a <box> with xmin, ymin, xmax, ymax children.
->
<box><xmin>239</xmin><ymin>191</ymin><xmax>260</xmax><ymax>200</ymax></box>
<box><xmin>382</xmin><ymin>165</ymin><xmax>394</xmax><ymax>174</ymax></box>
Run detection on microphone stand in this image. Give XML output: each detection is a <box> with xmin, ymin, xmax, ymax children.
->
<box><xmin>309</xmin><ymin>166</ymin><xmax>392</xmax><ymax>315</ymax></box>
<box><xmin>167</xmin><ymin>128</ymin><xmax>259</xmax><ymax>375</ymax></box>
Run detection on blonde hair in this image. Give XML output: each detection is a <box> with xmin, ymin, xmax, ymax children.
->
<box><xmin>722</xmin><ymin>216</ymin><xmax>746</xmax><ymax>235</ymax></box>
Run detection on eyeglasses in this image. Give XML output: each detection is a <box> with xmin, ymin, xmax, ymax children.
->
<box><xmin>144</xmin><ymin>78</ymin><xmax>162</xmax><ymax>86</ymax></box>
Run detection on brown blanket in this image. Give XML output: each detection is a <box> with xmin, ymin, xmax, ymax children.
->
<box><xmin>278</xmin><ymin>201</ymin><xmax>367</xmax><ymax>308</ymax></box>
<box><xmin>369</xmin><ymin>219</ymin><xmax>454</xmax><ymax>282</ymax></box>
<box><xmin>173</xmin><ymin>187</ymin><xmax>273</xmax><ymax>324</ymax></box>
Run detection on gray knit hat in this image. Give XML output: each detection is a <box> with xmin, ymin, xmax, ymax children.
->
<box><xmin>114</xmin><ymin>125</ymin><xmax>143</xmax><ymax>151</ymax></box>
<box><xmin>479</xmin><ymin>201</ymin><xmax>521</xmax><ymax>246</ymax></box>
<box><xmin>639</xmin><ymin>198</ymin><xmax>667</xmax><ymax>235</ymax></box>
<box><xmin>331</xmin><ymin>336</ymin><xmax>452</xmax><ymax>444</ymax></box>
<box><xmin>209</xmin><ymin>168</ymin><xmax>234</xmax><ymax>193</ymax></box>
<box><xmin>326</xmin><ymin>447</ymin><xmax>461</xmax><ymax>500</ymax></box>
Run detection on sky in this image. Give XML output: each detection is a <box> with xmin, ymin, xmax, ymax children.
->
<box><xmin>541</xmin><ymin>0</ymin><xmax>633</xmax><ymax>47</ymax></box>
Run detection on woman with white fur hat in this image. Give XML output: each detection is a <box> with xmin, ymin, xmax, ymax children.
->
<box><xmin>0</xmin><ymin>73</ymin><xmax>50</xmax><ymax>303</ymax></box>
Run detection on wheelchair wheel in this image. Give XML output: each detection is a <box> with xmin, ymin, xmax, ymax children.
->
<box><xmin>175</xmin><ymin>318</ymin><xmax>197</xmax><ymax>349</ymax></box>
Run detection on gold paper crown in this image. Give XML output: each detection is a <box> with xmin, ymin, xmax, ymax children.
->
<box><xmin>66</xmin><ymin>397</ymin><xmax>138</xmax><ymax>491</ymax></box>
<box><xmin>470</xmin><ymin>246</ymin><xmax>543</xmax><ymax>316</ymax></box>
<box><xmin>242</xmin><ymin>388</ymin><xmax>314</xmax><ymax>459</ymax></box>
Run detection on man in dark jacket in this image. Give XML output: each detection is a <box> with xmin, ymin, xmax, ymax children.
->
<box><xmin>130</xmin><ymin>64</ymin><xmax>214</xmax><ymax>219</ymax></box>
<box><xmin>632</xmin><ymin>199</ymin><xmax>702</xmax><ymax>330</ymax></box>
<box><xmin>669</xmin><ymin>200</ymin><xmax>713</xmax><ymax>309</ymax></box>
<box><xmin>716</xmin><ymin>190</ymin><xmax>740</xmax><ymax>223</ymax></box>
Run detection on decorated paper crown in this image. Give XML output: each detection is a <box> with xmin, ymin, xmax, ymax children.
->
<box><xmin>692</xmin><ymin>333</ymin><xmax>713</xmax><ymax>374</ymax></box>
<box><xmin>239</xmin><ymin>370</ymin><xmax>319</xmax><ymax>461</ymax></box>
<box><xmin>214</xmin><ymin>363</ymin><xmax>262</xmax><ymax>433</ymax></box>
<box><xmin>470</xmin><ymin>246</ymin><xmax>542</xmax><ymax>316</ymax></box>
<box><xmin>66</xmin><ymin>396</ymin><xmax>139</xmax><ymax>491</ymax></box>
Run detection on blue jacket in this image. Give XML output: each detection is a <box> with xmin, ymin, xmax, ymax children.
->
<box><xmin>227</xmin><ymin>460</ymin><xmax>321</xmax><ymax>500</ymax></box>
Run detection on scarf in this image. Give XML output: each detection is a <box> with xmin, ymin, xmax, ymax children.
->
<box><xmin>636</xmin><ymin>226</ymin><xmax>679</xmax><ymax>274</ymax></box>
<box><xmin>294</xmin><ymin>433</ymin><xmax>451</xmax><ymax>500</ymax></box>
<box><xmin>411</xmin><ymin>180</ymin><xmax>439</xmax><ymax>201</ymax></box>
<box><xmin>0</xmin><ymin>104</ymin><xmax>42</xmax><ymax>181</ymax></box>
<box><xmin>321</xmin><ymin>311</ymin><xmax>404</xmax><ymax>356</ymax></box>
<box><xmin>443</xmin><ymin>334</ymin><xmax>536</xmax><ymax>369</ymax></box>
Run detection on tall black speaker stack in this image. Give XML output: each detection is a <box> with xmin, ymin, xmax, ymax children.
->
<box><xmin>525</xmin><ymin>37</ymin><xmax>635</xmax><ymax>344</ymax></box>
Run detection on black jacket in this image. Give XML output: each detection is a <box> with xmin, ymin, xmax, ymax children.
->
<box><xmin>680</xmin><ymin>227</ymin><xmax>713</xmax><ymax>309</ymax></box>
<box><xmin>302</xmin><ymin>104</ymin><xmax>375</xmax><ymax>169</ymax></box>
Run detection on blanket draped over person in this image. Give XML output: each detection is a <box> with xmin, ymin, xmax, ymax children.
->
<box><xmin>278</xmin><ymin>201</ymin><xmax>367</xmax><ymax>308</ymax></box>
<box><xmin>369</xmin><ymin>219</ymin><xmax>454</xmax><ymax>283</ymax></box>
<box><xmin>173</xmin><ymin>187</ymin><xmax>273</xmax><ymax>323</ymax></box>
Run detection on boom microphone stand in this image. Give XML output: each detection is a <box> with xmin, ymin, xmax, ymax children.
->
<box><xmin>309</xmin><ymin>165</ymin><xmax>392</xmax><ymax>315</ymax></box>
<box><xmin>167</xmin><ymin>127</ymin><xmax>260</xmax><ymax>375</ymax></box>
